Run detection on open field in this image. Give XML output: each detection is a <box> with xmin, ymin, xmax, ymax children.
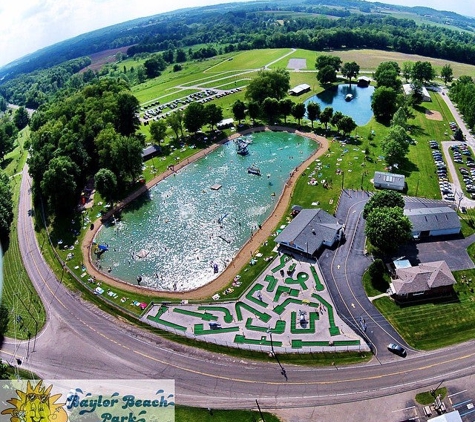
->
<box><xmin>327</xmin><ymin>49</ymin><xmax>475</xmax><ymax>78</ymax></box>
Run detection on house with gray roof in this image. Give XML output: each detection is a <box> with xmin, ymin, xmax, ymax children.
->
<box><xmin>274</xmin><ymin>209</ymin><xmax>343</xmax><ymax>256</ymax></box>
<box><xmin>373</xmin><ymin>171</ymin><xmax>406</xmax><ymax>191</ymax></box>
<box><xmin>404</xmin><ymin>206</ymin><xmax>461</xmax><ymax>239</ymax></box>
<box><xmin>390</xmin><ymin>260</ymin><xmax>456</xmax><ymax>302</ymax></box>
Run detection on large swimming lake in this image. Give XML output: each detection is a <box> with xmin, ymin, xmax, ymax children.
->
<box><xmin>305</xmin><ymin>84</ymin><xmax>375</xmax><ymax>126</ymax></box>
<box><xmin>95</xmin><ymin>131</ymin><xmax>318</xmax><ymax>291</ymax></box>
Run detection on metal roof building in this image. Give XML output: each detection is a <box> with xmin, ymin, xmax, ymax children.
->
<box><xmin>274</xmin><ymin>209</ymin><xmax>343</xmax><ymax>256</ymax></box>
<box><xmin>289</xmin><ymin>84</ymin><xmax>311</xmax><ymax>96</ymax></box>
<box><xmin>404</xmin><ymin>206</ymin><xmax>461</xmax><ymax>238</ymax></box>
<box><xmin>373</xmin><ymin>171</ymin><xmax>406</xmax><ymax>191</ymax></box>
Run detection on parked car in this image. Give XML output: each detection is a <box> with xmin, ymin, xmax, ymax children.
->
<box><xmin>387</xmin><ymin>343</ymin><xmax>407</xmax><ymax>357</ymax></box>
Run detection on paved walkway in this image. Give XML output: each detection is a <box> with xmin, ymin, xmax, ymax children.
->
<box><xmin>81</xmin><ymin>126</ymin><xmax>330</xmax><ymax>299</ymax></box>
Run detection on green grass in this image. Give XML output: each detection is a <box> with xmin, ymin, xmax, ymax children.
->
<box><xmin>176</xmin><ymin>405</ymin><xmax>280</xmax><ymax>422</ymax></box>
<box><xmin>415</xmin><ymin>387</ymin><xmax>447</xmax><ymax>405</ymax></box>
<box><xmin>2</xmin><ymin>128</ymin><xmax>47</xmax><ymax>339</ymax></box>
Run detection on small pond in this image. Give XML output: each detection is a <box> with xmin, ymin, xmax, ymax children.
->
<box><xmin>305</xmin><ymin>84</ymin><xmax>375</xmax><ymax>126</ymax></box>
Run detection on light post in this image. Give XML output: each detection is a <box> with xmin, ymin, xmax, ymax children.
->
<box><xmin>341</xmin><ymin>171</ymin><xmax>345</xmax><ymax>190</ymax></box>
<box><xmin>267</xmin><ymin>328</ymin><xmax>287</xmax><ymax>380</ymax></box>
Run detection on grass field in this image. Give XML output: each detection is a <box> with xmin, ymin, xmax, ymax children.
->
<box><xmin>2</xmin><ymin>128</ymin><xmax>47</xmax><ymax>339</ymax></box>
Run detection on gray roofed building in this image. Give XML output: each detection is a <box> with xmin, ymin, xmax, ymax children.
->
<box><xmin>274</xmin><ymin>209</ymin><xmax>343</xmax><ymax>256</ymax></box>
<box><xmin>289</xmin><ymin>84</ymin><xmax>311</xmax><ymax>96</ymax></box>
<box><xmin>404</xmin><ymin>206</ymin><xmax>461</xmax><ymax>239</ymax></box>
<box><xmin>390</xmin><ymin>261</ymin><xmax>456</xmax><ymax>300</ymax></box>
<box><xmin>142</xmin><ymin>144</ymin><xmax>161</xmax><ymax>161</ymax></box>
<box><xmin>373</xmin><ymin>171</ymin><xmax>405</xmax><ymax>191</ymax></box>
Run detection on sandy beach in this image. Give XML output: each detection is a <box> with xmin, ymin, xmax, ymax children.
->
<box><xmin>81</xmin><ymin>126</ymin><xmax>330</xmax><ymax>299</ymax></box>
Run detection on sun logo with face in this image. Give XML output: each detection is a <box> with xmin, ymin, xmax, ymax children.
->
<box><xmin>1</xmin><ymin>380</ymin><xmax>68</xmax><ymax>422</ymax></box>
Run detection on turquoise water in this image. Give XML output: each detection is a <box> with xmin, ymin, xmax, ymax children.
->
<box><xmin>95</xmin><ymin>132</ymin><xmax>318</xmax><ymax>291</ymax></box>
<box><xmin>305</xmin><ymin>84</ymin><xmax>375</xmax><ymax>126</ymax></box>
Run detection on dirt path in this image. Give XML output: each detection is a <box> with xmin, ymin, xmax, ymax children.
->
<box><xmin>81</xmin><ymin>126</ymin><xmax>329</xmax><ymax>300</ymax></box>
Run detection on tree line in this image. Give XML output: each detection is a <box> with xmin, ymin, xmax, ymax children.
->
<box><xmin>27</xmin><ymin>78</ymin><xmax>143</xmax><ymax>216</ymax></box>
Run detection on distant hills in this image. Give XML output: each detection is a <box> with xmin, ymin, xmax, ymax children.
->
<box><xmin>1</xmin><ymin>0</ymin><xmax>474</xmax><ymax>83</ymax></box>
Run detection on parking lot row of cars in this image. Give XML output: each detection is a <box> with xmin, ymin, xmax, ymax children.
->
<box><xmin>431</xmin><ymin>141</ymin><xmax>455</xmax><ymax>200</ymax></box>
<box><xmin>140</xmin><ymin>88</ymin><xmax>242</xmax><ymax>123</ymax></box>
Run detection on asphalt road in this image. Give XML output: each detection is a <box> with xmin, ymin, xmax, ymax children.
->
<box><xmin>318</xmin><ymin>189</ymin><xmax>409</xmax><ymax>359</ymax></box>
<box><xmin>3</xmin><ymin>165</ymin><xmax>475</xmax><ymax>417</ymax></box>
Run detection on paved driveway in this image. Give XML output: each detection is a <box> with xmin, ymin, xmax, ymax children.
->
<box><xmin>397</xmin><ymin>233</ymin><xmax>475</xmax><ymax>271</ymax></box>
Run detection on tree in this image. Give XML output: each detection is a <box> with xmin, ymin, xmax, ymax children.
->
<box><xmin>0</xmin><ymin>125</ymin><xmax>15</xmax><ymax>161</ymax></box>
<box><xmin>0</xmin><ymin>172</ymin><xmax>13</xmax><ymax>241</ymax></box>
<box><xmin>409</xmin><ymin>79</ymin><xmax>424</xmax><ymax>105</ymax></box>
<box><xmin>315</xmin><ymin>55</ymin><xmax>342</xmax><ymax>72</ymax></box>
<box><xmin>279</xmin><ymin>99</ymin><xmax>293</xmax><ymax>123</ymax></box>
<box><xmin>365</xmin><ymin>207</ymin><xmax>412</xmax><ymax>254</ymax></box>
<box><xmin>204</xmin><ymin>103</ymin><xmax>223</xmax><ymax>130</ymax></box>
<box><xmin>390</xmin><ymin>107</ymin><xmax>408</xmax><ymax>130</ymax></box>
<box><xmin>411</xmin><ymin>61</ymin><xmax>435</xmax><ymax>85</ymax></box>
<box><xmin>306</xmin><ymin>102</ymin><xmax>320</xmax><ymax>128</ymax></box>
<box><xmin>184</xmin><ymin>102</ymin><xmax>206</xmax><ymax>134</ymax></box>
<box><xmin>363</xmin><ymin>190</ymin><xmax>405</xmax><ymax>219</ymax></box>
<box><xmin>336</xmin><ymin>116</ymin><xmax>357</xmax><ymax>136</ymax></box>
<box><xmin>440</xmin><ymin>64</ymin><xmax>453</xmax><ymax>85</ymax></box>
<box><xmin>232</xmin><ymin>100</ymin><xmax>246</xmax><ymax>123</ymax></box>
<box><xmin>149</xmin><ymin>120</ymin><xmax>167</xmax><ymax>144</ymax></box>
<box><xmin>402</xmin><ymin>62</ymin><xmax>413</xmax><ymax>83</ymax></box>
<box><xmin>247</xmin><ymin>101</ymin><xmax>261</xmax><ymax>124</ymax></box>
<box><xmin>371</xmin><ymin>86</ymin><xmax>400</xmax><ymax>122</ymax></box>
<box><xmin>245</xmin><ymin>68</ymin><xmax>290</xmax><ymax>104</ymax></box>
<box><xmin>382</xmin><ymin>125</ymin><xmax>410</xmax><ymax>167</ymax></box>
<box><xmin>13</xmin><ymin>107</ymin><xmax>29</xmax><ymax>130</ymax></box>
<box><xmin>317</xmin><ymin>65</ymin><xmax>338</xmax><ymax>85</ymax></box>
<box><xmin>115</xmin><ymin>92</ymin><xmax>140</xmax><ymax>136</ymax></box>
<box><xmin>262</xmin><ymin>97</ymin><xmax>279</xmax><ymax>123</ymax></box>
<box><xmin>109</xmin><ymin>135</ymin><xmax>144</xmax><ymax>185</ymax></box>
<box><xmin>95</xmin><ymin>168</ymin><xmax>118</xmax><ymax>202</ymax></box>
<box><xmin>144</xmin><ymin>55</ymin><xmax>167</xmax><ymax>78</ymax></box>
<box><xmin>40</xmin><ymin>156</ymin><xmax>78</xmax><ymax>215</ymax></box>
<box><xmin>167</xmin><ymin>111</ymin><xmax>184</xmax><ymax>139</ymax></box>
<box><xmin>374</xmin><ymin>61</ymin><xmax>401</xmax><ymax>91</ymax></box>
<box><xmin>331</xmin><ymin>111</ymin><xmax>344</xmax><ymax>129</ymax></box>
<box><xmin>341</xmin><ymin>62</ymin><xmax>360</xmax><ymax>86</ymax></box>
<box><xmin>319</xmin><ymin>107</ymin><xmax>333</xmax><ymax>131</ymax></box>
<box><xmin>291</xmin><ymin>103</ymin><xmax>306</xmax><ymax>126</ymax></box>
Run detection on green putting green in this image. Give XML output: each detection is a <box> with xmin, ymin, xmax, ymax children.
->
<box><xmin>310</xmin><ymin>265</ymin><xmax>325</xmax><ymax>291</ymax></box>
<box><xmin>273</xmin><ymin>285</ymin><xmax>299</xmax><ymax>303</ymax></box>
<box><xmin>245</xmin><ymin>318</ymin><xmax>286</xmax><ymax>334</ymax></box>
<box><xmin>290</xmin><ymin>311</ymin><xmax>319</xmax><ymax>334</ymax></box>
<box><xmin>174</xmin><ymin>308</ymin><xmax>218</xmax><ymax>321</ymax></box>
<box><xmin>198</xmin><ymin>306</ymin><xmax>234</xmax><ymax>323</ymax></box>
<box><xmin>235</xmin><ymin>302</ymin><xmax>271</xmax><ymax>322</ymax></box>
<box><xmin>245</xmin><ymin>283</ymin><xmax>268</xmax><ymax>307</ymax></box>
<box><xmin>271</xmin><ymin>255</ymin><xmax>289</xmax><ymax>273</ymax></box>
<box><xmin>284</xmin><ymin>272</ymin><xmax>309</xmax><ymax>290</ymax></box>
<box><xmin>234</xmin><ymin>334</ymin><xmax>282</xmax><ymax>347</ymax></box>
<box><xmin>292</xmin><ymin>339</ymin><xmax>329</xmax><ymax>348</ymax></box>
<box><xmin>312</xmin><ymin>294</ymin><xmax>341</xmax><ymax>336</ymax></box>
<box><xmin>194</xmin><ymin>324</ymin><xmax>240</xmax><ymax>335</ymax></box>
<box><xmin>147</xmin><ymin>305</ymin><xmax>187</xmax><ymax>332</ymax></box>
<box><xmin>263</xmin><ymin>274</ymin><xmax>278</xmax><ymax>292</ymax></box>
<box><xmin>273</xmin><ymin>298</ymin><xmax>303</xmax><ymax>315</ymax></box>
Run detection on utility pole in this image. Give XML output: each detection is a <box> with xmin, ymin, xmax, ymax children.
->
<box><xmin>255</xmin><ymin>399</ymin><xmax>266</xmax><ymax>422</ymax></box>
<box><xmin>267</xmin><ymin>328</ymin><xmax>287</xmax><ymax>380</ymax></box>
<box><xmin>15</xmin><ymin>293</ymin><xmax>38</xmax><ymax>354</ymax></box>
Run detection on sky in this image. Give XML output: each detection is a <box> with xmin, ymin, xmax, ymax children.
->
<box><xmin>0</xmin><ymin>0</ymin><xmax>473</xmax><ymax>68</ymax></box>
